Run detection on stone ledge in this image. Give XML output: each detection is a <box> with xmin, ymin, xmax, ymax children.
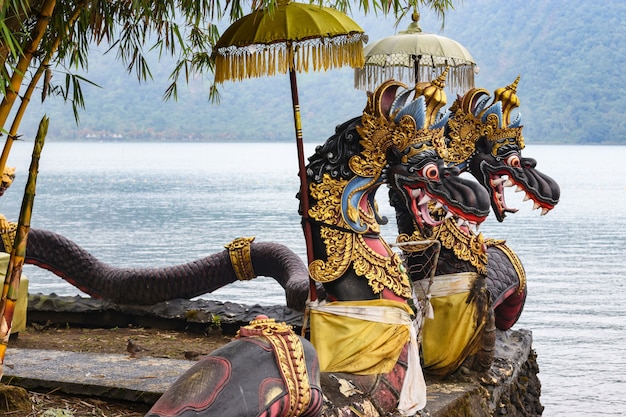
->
<box><xmin>15</xmin><ymin>294</ymin><xmax>542</xmax><ymax>416</ymax></box>
<box><xmin>3</xmin><ymin>348</ymin><xmax>190</xmax><ymax>404</ymax></box>
<box><xmin>26</xmin><ymin>293</ymin><xmax>302</xmax><ymax>334</ymax></box>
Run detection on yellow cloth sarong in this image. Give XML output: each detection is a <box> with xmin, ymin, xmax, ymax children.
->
<box><xmin>417</xmin><ymin>272</ymin><xmax>484</xmax><ymax>376</ymax></box>
<box><xmin>308</xmin><ymin>298</ymin><xmax>427</xmax><ymax>415</ymax></box>
<box><xmin>309</xmin><ymin>299</ymin><xmax>412</xmax><ymax>374</ymax></box>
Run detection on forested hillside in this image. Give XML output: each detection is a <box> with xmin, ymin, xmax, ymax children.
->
<box><xmin>16</xmin><ymin>0</ymin><xmax>626</xmax><ymax>144</ymax></box>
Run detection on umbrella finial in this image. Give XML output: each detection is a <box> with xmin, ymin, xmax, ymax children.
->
<box><xmin>403</xmin><ymin>12</ymin><xmax>422</xmax><ymax>34</ymax></box>
<box><xmin>414</xmin><ymin>68</ymin><xmax>448</xmax><ymax>127</ymax></box>
<box><xmin>432</xmin><ymin>66</ymin><xmax>449</xmax><ymax>89</ymax></box>
<box><xmin>493</xmin><ymin>75</ymin><xmax>521</xmax><ymax>126</ymax></box>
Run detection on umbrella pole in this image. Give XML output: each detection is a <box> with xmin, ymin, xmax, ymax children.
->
<box><xmin>289</xmin><ymin>68</ymin><xmax>318</xmax><ymax>302</ymax></box>
<box><xmin>413</xmin><ymin>54</ymin><xmax>422</xmax><ymax>84</ymax></box>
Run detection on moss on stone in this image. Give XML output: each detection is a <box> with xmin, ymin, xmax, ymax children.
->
<box><xmin>0</xmin><ymin>383</ymin><xmax>31</xmax><ymax>413</ymax></box>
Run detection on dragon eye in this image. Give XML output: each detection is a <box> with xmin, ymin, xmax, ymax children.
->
<box><xmin>506</xmin><ymin>154</ymin><xmax>521</xmax><ymax>168</ymax></box>
<box><xmin>421</xmin><ymin>163</ymin><xmax>439</xmax><ymax>180</ymax></box>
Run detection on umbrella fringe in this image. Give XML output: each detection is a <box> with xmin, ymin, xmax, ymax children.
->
<box><xmin>354</xmin><ymin>65</ymin><xmax>475</xmax><ymax>96</ymax></box>
<box><xmin>214</xmin><ymin>35</ymin><xmax>365</xmax><ymax>83</ymax></box>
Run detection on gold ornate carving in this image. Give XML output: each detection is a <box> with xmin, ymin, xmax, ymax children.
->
<box><xmin>1</xmin><ymin>222</ymin><xmax>16</xmax><ymax>253</ymax></box>
<box><xmin>398</xmin><ymin>219</ymin><xmax>488</xmax><ymax>275</ymax></box>
<box><xmin>446</xmin><ymin>106</ymin><xmax>524</xmax><ymax>164</ymax></box>
<box><xmin>493</xmin><ymin>76</ymin><xmax>521</xmax><ymax>127</ymax></box>
<box><xmin>353</xmin><ymin>81</ymin><xmax>448</xmax><ymax>183</ymax></box>
<box><xmin>414</xmin><ymin>66</ymin><xmax>449</xmax><ymax>127</ymax></box>
<box><xmin>308</xmin><ymin>173</ymin><xmax>412</xmax><ymax>298</ymax></box>
<box><xmin>224</xmin><ymin>236</ymin><xmax>256</xmax><ymax>281</ymax></box>
<box><xmin>308</xmin><ymin>226</ymin><xmax>352</xmax><ymax>283</ymax></box>
<box><xmin>308</xmin><ymin>174</ymin><xmax>358</xmax><ymax>231</ymax></box>
<box><xmin>445</xmin><ymin>108</ymin><xmax>485</xmax><ymax>164</ymax></box>
<box><xmin>237</xmin><ymin>317</ymin><xmax>312</xmax><ymax>416</ymax></box>
<box><xmin>1</xmin><ymin>166</ymin><xmax>15</xmax><ymax>188</ymax></box>
<box><xmin>446</xmin><ymin>79</ymin><xmax>525</xmax><ymax>165</ymax></box>
<box><xmin>309</xmin><ymin>226</ymin><xmax>412</xmax><ymax>298</ymax></box>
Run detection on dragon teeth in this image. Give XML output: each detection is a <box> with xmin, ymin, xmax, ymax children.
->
<box><xmin>418</xmin><ymin>194</ymin><xmax>431</xmax><ymax>206</ymax></box>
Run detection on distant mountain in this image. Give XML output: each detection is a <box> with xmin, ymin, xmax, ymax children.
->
<box><xmin>17</xmin><ymin>0</ymin><xmax>626</xmax><ymax>144</ymax></box>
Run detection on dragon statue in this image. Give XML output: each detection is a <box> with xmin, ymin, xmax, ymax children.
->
<box><xmin>0</xmin><ymin>78</ymin><xmax>508</xmax><ymax>415</ymax></box>
<box><xmin>145</xmin><ymin>79</ymin><xmax>491</xmax><ymax>416</ymax></box>
<box><xmin>389</xmin><ymin>75</ymin><xmax>561</xmax><ymax>378</ymax></box>
<box><xmin>0</xmin><ymin>78</ymin><xmax>491</xmax><ymax>416</ymax></box>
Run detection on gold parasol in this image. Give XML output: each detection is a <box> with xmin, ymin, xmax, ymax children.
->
<box><xmin>212</xmin><ymin>0</ymin><xmax>366</xmax><ymax>297</ymax></box>
<box><xmin>355</xmin><ymin>12</ymin><xmax>476</xmax><ymax>95</ymax></box>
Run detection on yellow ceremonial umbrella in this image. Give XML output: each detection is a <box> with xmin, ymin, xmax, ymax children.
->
<box><xmin>212</xmin><ymin>0</ymin><xmax>366</xmax><ymax>298</ymax></box>
<box><xmin>355</xmin><ymin>12</ymin><xmax>476</xmax><ymax>95</ymax></box>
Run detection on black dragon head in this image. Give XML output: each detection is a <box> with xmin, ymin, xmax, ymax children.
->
<box><xmin>380</xmin><ymin>74</ymin><xmax>491</xmax><ymax>237</ymax></box>
<box><xmin>445</xmin><ymin>77</ymin><xmax>560</xmax><ymax>222</ymax></box>
<box><xmin>386</xmin><ymin>147</ymin><xmax>490</xmax><ymax>237</ymax></box>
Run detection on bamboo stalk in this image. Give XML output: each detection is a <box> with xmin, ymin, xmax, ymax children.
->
<box><xmin>0</xmin><ymin>0</ymin><xmax>56</xmax><ymax>129</ymax></box>
<box><xmin>0</xmin><ymin>115</ymin><xmax>47</xmax><ymax>378</ymax></box>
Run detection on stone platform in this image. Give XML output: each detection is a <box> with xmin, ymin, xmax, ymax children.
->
<box><xmin>1</xmin><ymin>294</ymin><xmax>543</xmax><ymax>416</ymax></box>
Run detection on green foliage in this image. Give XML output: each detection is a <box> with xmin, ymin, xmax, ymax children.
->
<box><xmin>448</xmin><ymin>0</ymin><xmax>626</xmax><ymax>145</ymax></box>
<box><xmin>1</xmin><ymin>0</ymin><xmax>460</xmax><ymax>138</ymax></box>
<box><xmin>8</xmin><ymin>0</ymin><xmax>626</xmax><ymax>145</ymax></box>
<box><xmin>210</xmin><ymin>314</ymin><xmax>222</xmax><ymax>328</ymax></box>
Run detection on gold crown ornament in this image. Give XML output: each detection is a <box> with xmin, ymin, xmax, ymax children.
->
<box><xmin>446</xmin><ymin>77</ymin><xmax>524</xmax><ymax>165</ymax></box>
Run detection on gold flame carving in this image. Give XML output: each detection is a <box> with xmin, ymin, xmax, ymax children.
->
<box><xmin>307</xmin><ymin>173</ymin><xmax>412</xmax><ymax>298</ymax></box>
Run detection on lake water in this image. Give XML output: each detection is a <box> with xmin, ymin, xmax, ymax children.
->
<box><xmin>2</xmin><ymin>141</ymin><xmax>624</xmax><ymax>416</ymax></box>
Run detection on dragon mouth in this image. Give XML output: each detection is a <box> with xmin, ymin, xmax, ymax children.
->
<box><xmin>490</xmin><ymin>173</ymin><xmax>554</xmax><ymax>217</ymax></box>
<box><xmin>409</xmin><ymin>187</ymin><xmax>480</xmax><ymax>236</ymax></box>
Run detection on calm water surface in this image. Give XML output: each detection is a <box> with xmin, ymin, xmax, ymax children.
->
<box><xmin>2</xmin><ymin>142</ymin><xmax>625</xmax><ymax>416</ymax></box>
